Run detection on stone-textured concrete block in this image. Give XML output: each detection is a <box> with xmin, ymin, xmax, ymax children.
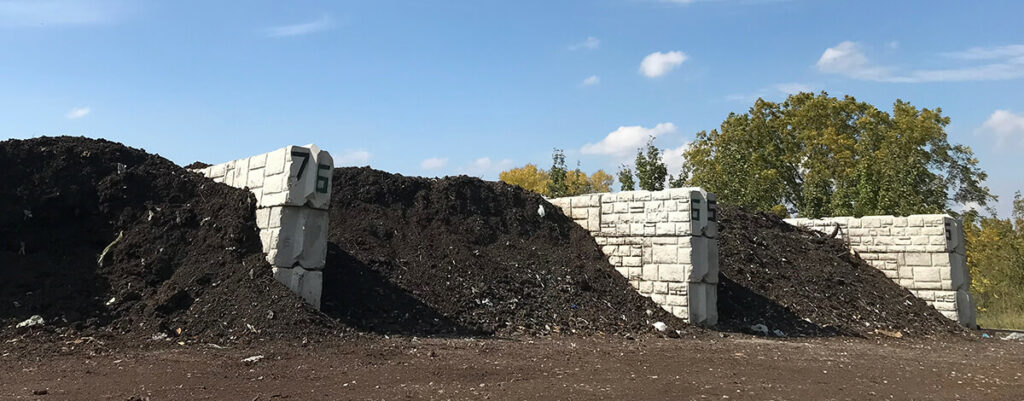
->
<box><xmin>272</xmin><ymin>267</ymin><xmax>322</xmax><ymax>309</ymax></box>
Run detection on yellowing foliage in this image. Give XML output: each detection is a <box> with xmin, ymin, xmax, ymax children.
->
<box><xmin>499</xmin><ymin>165</ymin><xmax>614</xmax><ymax>197</ymax></box>
<box><xmin>498</xmin><ymin>164</ymin><xmax>550</xmax><ymax>196</ymax></box>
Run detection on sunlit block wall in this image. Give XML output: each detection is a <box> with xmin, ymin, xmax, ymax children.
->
<box><xmin>785</xmin><ymin>215</ymin><xmax>975</xmax><ymax>327</ymax></box>
<box><xmin>548</xmin><ymin>189</ymin><xmax>718</xmax><ymax>326</ymax></box>
<box><xmin>193</xmin><ymin>145</ymin><xmax>333</xmax><ymax>309</ymax></box>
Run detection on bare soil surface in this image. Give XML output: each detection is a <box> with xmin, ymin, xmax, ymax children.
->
<box><xmin>323</xmin><ymin>167</ymin><xmax>686</xmax><ymax>337</ymax></box>
<box><xmin>2</xmin><ymin>335</ymin><xmax>1022</xmax><ymax>400</ymax></box>
<box><xmin>716</xmin><ymin>205</ymin><xmax>963</xmax><ymax>337</ymax></box>
<box><xmin>0</xmin><ymin>137</ymin><xmax>332</xmax><ymax>343</ymax></box>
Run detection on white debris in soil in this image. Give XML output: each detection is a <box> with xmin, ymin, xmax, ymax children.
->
<box><xmin>15</xmin><ymin>315</ymin><xmax>44</xmax><ymax>328</ymax></box>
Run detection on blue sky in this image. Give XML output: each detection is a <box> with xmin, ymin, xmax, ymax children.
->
<box><xmin>2</xmin><ymin>0</ymin><xmax>1022</xmax><ymax>215</ymax></box>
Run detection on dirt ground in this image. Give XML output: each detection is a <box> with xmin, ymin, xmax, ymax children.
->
<box><xmin>2</xmin><ymin>335</ymin><xmax>1022</xmax><ymax>401</ymax></box>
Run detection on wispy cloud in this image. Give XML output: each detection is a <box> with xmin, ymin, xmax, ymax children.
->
<box><xmin>569</xmin><ymin>36</ymin><xmax>600</xmax><ymax>51</ymax></box>
<box><xmin>266</xmin><ymin>15</ymin><xmax>333</xmax><ymax>38</ymax></box>
<box><xmin>816</xmin><ymin>41</ymin><xmax>1024</xmax><ymax>83</ymax></box>
<box><xmin>0</xmin><ymin>0</ymin><xmax>129</xmax><ymax>27</ymax></box>
<box><xmin>639</xmin><ymin>51</ymin><xmax>687</xmax><ymax>78</ymax></box>
<box><xmin>335</xmin><ymin>149</ymin><xmax>372</xmax><ymax>166</ymax></box>
<box><xmin>978</xmin><ymin>110</ymin><xmax>1024</xmax><ymax>148</ymax></box>
<box><xmin>581</xmin><ymin>75</ymin><xmax>600</xmax><ymax>86</ymax></box>
<box><xmin>420</xmin><ymin>157</ymin><xmax>449</xmax><ymax>170</ymax></box>
<box><xmin>723</xmin><ymin>82</ymin><xmax>815</xmax><ymax>102</ymax></box>
<box><xmin>66</xmin><ymin>106</ymin><xmax>90</xmax><ymax>119</ymax></box>
<box><xmin>581</xmin><ymin>123</ymin><xmax>677</xmax><ymax>156</ymax></box>
<box><xmin>458</xmin><ymin>157</ymin><xmax>514</xmax><ymax>178</ymax></box>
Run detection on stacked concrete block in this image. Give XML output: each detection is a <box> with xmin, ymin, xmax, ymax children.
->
<box><xmin>193</xmin><ymin>145</ymin><xmax>333</xmax><ymax>309</ymax></box>
<box><xmin>785</xmin><ymin>214</ymin><xmax>976</xmax><ymax>327</ymax></box>
<box><xmin>548</xmin><ymin>188</ymin><xmax>719</xmax><ymax>326</ymax></box>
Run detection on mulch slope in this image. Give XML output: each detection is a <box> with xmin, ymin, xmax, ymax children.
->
<box><xmin>0</xmin><ymin>136</ymin><xmax>331</xmax><ymax>343</ymax></box>
<box><xmin>715</xmin><ymin>204</ymin><xmax>964</xmax><ymax>337</ymax></box>
<box><xmin>323</xmin><ymin>167</ymin><xmax>686</xmax><ymax>336</ymax></box>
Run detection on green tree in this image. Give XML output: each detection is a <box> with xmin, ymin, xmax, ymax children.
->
<box><xmin>618</xmin><ymin>164</ymin><xmax>636</xmax><ymax>191</ymax></box>
<box><xmin>635</xmin><ymin>137</ymin><xmax>667</xmax><ymax>191</ymax></box>
<box><xmin>680</xmin><ymin>92</ymin><xmax>994</xmax><ymax>218</ymax></box>
<box><xmin>547</xmin><ymin>148</ymin><xmax>569</xmax><ymax>197</ymax></box>
<box><xmin>964</xmin><ymin>208</ymin><xmax>1024</xmax><ymax>329</ymax></box>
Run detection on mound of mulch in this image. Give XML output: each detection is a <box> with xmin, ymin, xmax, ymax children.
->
<box><xmin>0</xmin><ymin>136</ymin><xmax>331</xmax><ymax>343</ymax></box>
<box><xmin>715</xmin><ymin>204</ymin><xmax>963</xmax><ymax>337</ymax></box>
<box><xmin>323</xmin><ymin>167</ymin><xmax>685</xmax><ymax>337</ymax></box>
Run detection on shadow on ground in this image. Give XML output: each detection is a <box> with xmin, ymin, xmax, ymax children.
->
<box><xmin>320</xmin><ymin>243</ymin><xmax>482</xmax><ymax>336</ymax></box>
<box><xmin>714</xmin><ymin>274</ymin><xmax>841</xmax><ymax>337</ymax></box>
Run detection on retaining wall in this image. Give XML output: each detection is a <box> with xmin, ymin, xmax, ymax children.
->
<box><xmin>193</xmin><ymin>145</ymin><xmax>333</xmax><ymax>309</ymax></box>
<box><xmin>785</xmin><ymin>215</ymin><xmax>976</xmax><ymax>327</ymax></box>
<box><xmin>548</xmin><ymin>188</ymin><xmax>718</xmax><ymax>326</ymax></box>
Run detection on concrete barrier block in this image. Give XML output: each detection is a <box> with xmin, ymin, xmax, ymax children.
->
<box><xmin>269</xmin><ymin>207</ymin><xmax>329</xmax><ymax>270</ymax></box>
<box><xmin>955</xmin><ymin>289</ymin><xmax>977</xmax><ymax>328</ymax></box>
<box><xmin>272</xmin><ymin>267</ymin><xmax>322</xmax><ymax>309</ymax></box>
<box><xmin>658</xmin><ymin>264</ymin><xmax>689</xmax><ymax>282</ymax></box>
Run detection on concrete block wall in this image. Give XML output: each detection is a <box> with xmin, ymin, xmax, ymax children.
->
<box><xmin>193</xmin><ymin>145</ymin><xmax>333</xmax><ymax>309</ymax></box>
<box><xmin>548</xmin><ymin>188</ymin><xmax>719</xmax><ymax>326</ymax></box>
<box><xmin>785</xmin><ymin>215</ymin><xmax>976</xmax><ymax>327</ymax></box>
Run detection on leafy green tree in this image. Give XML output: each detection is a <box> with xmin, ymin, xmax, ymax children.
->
<box><xmin>635</xmin><ymin>137</ymin><xmax>667</xmax><ymax>191</ymax></box>
<box><xmin>964</xmin><ymin>208</ymin><xmax>1024</xmax><ymax>328</ymax></box>
<box><xmin>547</xmin><ymin>148</ymin><xmax>568</xmax><ymax>197</ymax></box>
<box><xmin>680</xmin><ymin>92</ymin><xmax>994</xmax><ymax>217</ymax></box>
<box><xmin>617</xmin><ymin>164</ymin><xmax>636</xmax><ymax>191</ymax></box>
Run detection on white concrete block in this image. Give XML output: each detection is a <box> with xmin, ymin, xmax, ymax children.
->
<box><xmin>271</xmin><ymin>207</ymin><xmax>329</xmax><ymax>270</ymax></box>
<box><xmin>272</xmin><ymin>267</ymin><xmax>322</xmax><ymax>309</ymax></box>
<box><xmin>657</xmin><ymin>264</ymin><xmax>689</xmax><ymax>282</ymax></box>
<box><xmin>265</xmin><ymin>148</ymin><xmax>287</xmax><ymax>175</ymax></box>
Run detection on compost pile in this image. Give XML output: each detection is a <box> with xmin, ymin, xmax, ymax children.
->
<box><xmin>715</xmin><ymin>204</ymin><xmax>963</xmax><ymax>337</ymax></box>
<box><xmin>323</xmin><ymin>167</ymin><xmax>683</xmax><ymax>336</ymax></box>
<box><xmin>0</xmin><ymin>137</ymin><xmax>329</xmax><ymax>342</ymax></box>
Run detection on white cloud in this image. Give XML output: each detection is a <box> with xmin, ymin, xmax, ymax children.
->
<box><xmin>941</xmin><ymin>44</ymin><xmax>1024</xmax><ymax>60</ymax></box>
<box><xmin>724</xmin><ymin>82</ymin><xmax>815</xmax><ymax>102</ymax></box>
<box><xmin>0</xmin><ymin>0</ymin><xmax>128</xmax><ymax>27</ymax></box>
<box><xmin>815</xmin><ymin>41</ymin><xmax>890</xmax><ymax>80</ymax></box>
<box><xmin>335</xmin><ymin>149</ymin><xmax>372</xmax><ymax>166</ymax></box>
<box><xmin>817</xmin><ymin>41</ymin><xmax>1024</xmax><ymax>83</ymax></box>
<box><xmin>773</xmin><ymin>82</ymin><xmax>814</xmax><ymax>95</ymax></box>
<box><xmin>581</xmin><ymin>75</ymin><xmax>600</xmax><ymax>86</ymax></box>
<box><xmin>66</xmin><ymin>106</ymin><xmax>90</xmax><ymax>119</ymax></box>
<box><xmin>266</xmin><ymin>15</ymin><xmax>332</xmax><ymax>38</ymax></box>
<box><xmin>459</xmin><ymin>157</ymin><xmax>514</xmax><ymax>178</ymax></box>
<box><xmin>569</xmin><ymin>36</ymin><xmax>600</xmax><ymax>51</ymax></box>
<box><xmin>420</xmin><ymin>157</ymin><xmax>449</xmax><ymax>170</ymax></box>
<box><xmin>662</xmin><ymin>143</ymin><xmax>690</xmax><ymax>178</ymax></box>
<box><xmin>979</xmin><ymin>110</ymin><xmax>1024</xmax><ymax>147</ymax></box>
<box><xmin>581</xmin><ymin>123</ymin><xmax>677</xmax><ymax>156</ymax></box>
<box><xmin>639</xmin><ymin>51</ymin><xmax>687</xmax><ymax>78</ymax></box>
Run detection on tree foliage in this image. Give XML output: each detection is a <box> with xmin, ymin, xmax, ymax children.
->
<box><xmin>680</xmin><ymin>92</ymin><xmax>994</xmax><ymax>218</ymax></box>
<box><xmin>634</xmin><ymin>137</ymin><xmax>667</xmax><ymax>191</ymax></box>
<box><xmin>498</xmin><ymin>164</ymin><xmax>551</xmax><ymax>196</ymax></box>
<box><xmin>499</xmin><ymin>150</ymin><xmax>614</xmax><ymax>197</ymax></box>
<box><xmin>617</xmin><ymin>165</ymin><xmax>635</xmax><ymax>191</ymax></box>
<box><xmin>964</xmin><ymin>202</ymin><xmax>1024</xmax><ymax>327</ymax></box>
<box><xmin>547</xmin><ymin>148</ymin><xmax>569</xmax><ymax>197</ymax></box>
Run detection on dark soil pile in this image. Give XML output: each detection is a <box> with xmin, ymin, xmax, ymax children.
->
<box><xmin>0</xmin><ymin>136</ymin><xmax>330</xmax><ymax>343</ymax></box>
<box><xmin>715</xmin><ymin>204</ymin><xmax>963</xmax><ymax>337</ymax></box>
<box><xmin>323</xmin><ymin>167</ymin><xmax>684</xmax><ymax>336</ymax></box>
